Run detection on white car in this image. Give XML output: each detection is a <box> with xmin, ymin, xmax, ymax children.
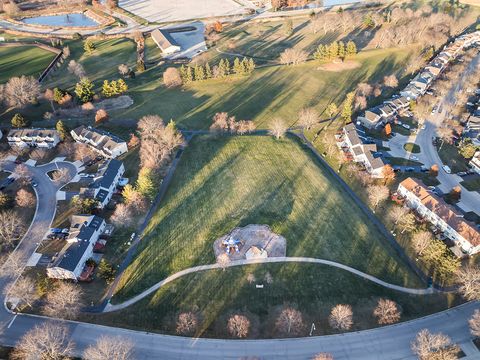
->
<box><xmin>402</xmin><ymin>124</ymin><xmax>410</xmax><ymax>130</ymax></box>
<box><xmin>442</xmin><ymin>165</ymin><xmax>452</xmax><ymax>174</ymax></box>
<box><xmin>420</xmin><ymin>124</ymin><xmax>426</xmax><ymax>130</ymax></box>
<box><xmin>410</xmin><ymin>155</ymin><xmax>419</xmax><ymax>161</ymax></box>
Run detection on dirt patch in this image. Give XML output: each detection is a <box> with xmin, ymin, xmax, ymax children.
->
<box><xmin>55</xmin><ymin>95</ymin><xmax>134</xmax><ymax>119</ymax></box>
<box><xmin>317</xmin><ymin>60</ymin><xmax>361</xmax><ymax>72</ymax></box>
<box><xmin>213</xmin><ymin>224</ymin><xmax>286</xmax><ymax>261</ymax></box>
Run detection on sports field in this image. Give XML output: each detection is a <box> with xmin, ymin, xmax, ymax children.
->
<box><xmin>114</xmin><ymin>135</ymin><xmax>423</xmax><ymax>300</ymax></box>
<box><xmin>0</xmin><ymin>45</ymin><xmax>55</xmax><ymax>84</ymax></box>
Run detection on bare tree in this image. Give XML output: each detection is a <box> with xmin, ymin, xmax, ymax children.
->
<box><xmin>83</xmin><ymin>335</ymin><xmax>134</xmax><ymax>360</ymax></box>
<box><xmin>329</xmin><ymin>304</ymin><xmax>353</xmax><ymax>331</ymax></box>
<box><xmin>411</xmin><ymin>329</ymin><xmax>458</xmax><ymax>360</ymax></box>
<box><xmin>163</xmin><ymin>67</ymin><xmax>183</xmax><ymax>87</ymax></box>
<box><xmin>269</xmin><ymin>118</ymin><xmax>288</xmax><ymax>140</ymax></box>
<box><xmin>355</xmin><ymin>95</ymin><xmax>367</xmax><ymax>110</ymax></box>
<box><xmin>3</xmin><ymin>76</ymin><xmax>40</xmax><ymax>109</ymax></box>
<box><xmin>51</xmin><ymin>168</ymin><xmax>70</xmax><ymax>184</ymax></box>
<box><xmin>176</xmin><ymin>312</ymin><xmax>198</xmax><ymax>335</ymax></box>
<box><xmin>279</xmin><ymin>48</ymin><xmax>308</xmax><ymax>65</ymax></box>
<box><xmin>469</xmin><ymin>309</ymin><xmax>480</xmax><ymax>338</ymax></box>
<box><xmin>110</xmin><ymin>203</ymin><xmax>134</xmax><ymax>228</ymax></box>
<box><xmin>15</xmin><ymin>188</ymin><xmax>35</xmax><ymax>208</ymax></box>
<box><xmin>437</xmin><ymin>127</ymin><xmax>454</xmax><ymax>150</ymax></box>
<box><xmin>10</xmin><ymin>323</ymin><xmax>74</xmax><ymax>360</ymax></box>
<box><xmin>2</xmin><ymin>1</ymin><xmax>20</xmax><ymax>15</ymax></box>
<box><xmin>14</xmin><ymin>163</ymin><xmax>31</xmax><ymax>183</ymax></box>
<box><xmin>383</xmin><ymin>74</ymin><xmax>398</xmax><ymax>88</ymax></box>
<box><xmin>247</xmin><ymin>273</ymin><xmax>256</xmax><ymax>284</ymax></box>
<box><xmin>0</xmin><ymin>211</ymin><xmax>25</xmax><ymax>248</ymax></box>
<box><xmin>227</xmin><ymin>314</ymin><xmax>251</xmax><ymax>338</ymax></box>
<box><xmin>95</xmin><ymin>109</ymin><xmax>109</xmax><ymax>124</ymax></box>
<box><xmin>0</xmin><ymin>250</ymin><xmax>26</xmax><ymax>278</ymax></box>
<box><xmin>298</xmin><ymin>108</ymin><xmax>319</xmax><ymax>130</ymax></box>
<box><xmin>264</xmin><ymin>271</ymin><xmax>273</xmax><ymax>284</ymax></box>
<box><xmin>68</xmin><ymin>60</ymin><xmax>86</xmax><ymax>79</ymax></box>
<box><xmin>43</xmin><ymin>282</ymin><xmax>83</xmax><ymax>319</ymax></box>
<box><xmin>118</xmin><ymin>64</ymin><xmax>129</xmax><ymax>76</ymax></box>
<box><xmin>412</xmin><ymin>231</ymin><xmax>432</xmax><ymax>255</ymax></box>
<box><xmin>457</xmin><ymin>265</ymin><xmax>480</xmax><ymax>301</ymax></box>
<box><xmin>275</xmin><ymin>307</ymin><xmax>304</xmax><ymax>336</ymax></box>
<box><xmin>4</xmin><ymin>277</ymin><xmax>37</xmax><ymax>309</ymax></box>
<box><xmin>210</xmin><ymin>112</ymin><xmax>230</xmax><ymax>132</ymax></box>
<box><xmin>356</xmin><ymin>82</ymin><xmax>373</xmax><ymax>97</ymax></box>
<box><xmin>367</xmin><ymin>185</ymin><xmax>389</xmax><ymax>211</ymax></box>
<box><xmin>399</xmin><ymin>212</ymin><xmax>417</xmax><ymax>234</ymax></box>
<box><xmin>373</xmin><ymin>299</ymin><xmax>401</xmax><ymax>325</ymax></box>
<box><xmin>313</xmin><ymin>353</ymin><xmax>334</xmax><ymax>360</ymax></box>
<box><xmin>217</xmin><ymin>253</ymin><xmax>230</xmax><ymax>271</ymax></box>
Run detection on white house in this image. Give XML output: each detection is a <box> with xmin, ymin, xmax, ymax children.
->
<box><xmin>340</xmin><ymin>123</ymin><xmax>386</xmax><ymax>178</ymax></box>
<box><xmin>71</xmin><ymin>126</ymin><xmax>128</xmax><ymax>159</ymax></box>
<box><xmin>398</xmin><ymin>178</ymin><xmax>480</xmax><ymax>256</ymax></box>
<box><xmin>79</xmin><ymin>159</ymin><xmax>125</xmax><ymax>209</ymax></box>
<box><xmin>151</xmin><ymin>29</ymin><xmax>181</xmax><ymax>54</ymax></box>
<box><xmin>470</xmin><ymin>151</ymin><xmax>480</xmax><ymax>175</ymax></box>
<box><xmin>357</xmin><ymin>108</ymin><xmax>382</xmax><ymax>129</ymax></box>
<box><xmin>47</xmin><ymin>215</ymin><xmax>106</xmax><ymax>280</ymax></box>
<box><xmin>7</xmin><ymin>128</ymin><xmax>60</xmax><ymax>149</ymax></box>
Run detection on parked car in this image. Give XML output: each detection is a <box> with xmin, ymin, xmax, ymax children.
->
<box><xmin>420</xmin><ymin>166</ymin><xmax>429</xmax><ymax>172</ymax></box>
<box><xmin>410</xmin><ymin>155</ymin><xmax>419</xmax><ymax>161</ymax></box>
<box><xmin>428</xmin><ymin>186</ymin><xmax>436</xmax><ymax>191</ymax></box>
<box><xmin>31</xmin><ymin>181</ymin><xmax>38</xmax><ymax>187</ymax></box>
<box><xmin>457</xmin><ymin>172</ymin><xmax>467</xmax><ymax>177</ymax></box>
<box><xmin>95</xmin><ymin>155</ymin><xmax>104</xmax><ymax>161</ymax></box>
<box><xmin>402</xmin><ymin>124</ymin><xmax>410</xmax><ymax>130</ymax></box>
<box><xmin>426</xmin><ymin>90</ymin><xmax>434</xmax><ymax>95</ymax></box>
<box><xmin>442</xmin><ymin>165</ymin><xmax>452</xmax><ymax>174</ymax></box>
<box><xmin>14</xmin><ymin>159</ymin><xmax>22</xmax><ymax>164</ymax></box>
<box><xmin>61</xmin><ymin>228</ymin><xmax>69</xmax><ymax>234</ymax></box>
<box><xmin>405</xmin><ymin>167</ymin><xmax>415</xmax><ymax>172</ymax></box>
<box><xmin>80</xmin><ymin>173</ymin><xmax>90</xmax><ymax>178</ymax></box>
<box><xmin>50</xmin><ymin>228</ymin><xmax>63</xmax><ymax>234</ymax></box>
<box><xmin>420</xmin><ymin>124</ymin><xmax>426</xmax><ymax>130</ymax></box>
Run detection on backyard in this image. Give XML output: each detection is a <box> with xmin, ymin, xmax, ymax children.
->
<box><xmin>114</xmin><ymin>135</ymin><xmax>423</xmax><ymax>302</ymax></box>
<box><xmin>0</xmin><ymin>44</ymin><xmax>56</xmax><ymax>83</ymax></box>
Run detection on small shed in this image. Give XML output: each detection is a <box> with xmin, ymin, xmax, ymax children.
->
<box><xmin>245</xmin><ymin>246</ymin><xmax>268</xmax><ymax>260</ymax></box>
<box><xmin>151</xmin><ymin>29</ymin><xmax>181</xmax><ymax>54</ymax></box>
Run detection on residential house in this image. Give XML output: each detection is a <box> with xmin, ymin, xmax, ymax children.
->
<box><xmin>464</xmin><ymin>115</ymin><xmax>480</xmax><ymax>146</ymax></box>
<box><xmin>151</xmin><ymin>29</ymin><xmax>181</xmax><ymax>54</ymax></box>
<box><xmin>79</xmin><ymin>159</ymin><xmax>125</xmax><ymax>209</ymax></box>
<box><xmin>470</xmin><ymin>151</ymin><xmax>480</xmax><ymax>175</ymax></box>
<box><xmin>47</xmin><ymin>215</ymin><xmax>106</xmax><ymax>280</ymax></box>
<box><xmin>385</xmin><ymin>96</ymin><xmax>410</xmax><ymax>112</ymax></box>
<box><xmin>341</xmin><ymin>123</ymin><xmax>386</xmax><ymax>178</ymax></box>
<box><xmin>357</xmin><ymin>108</ymin><xmax>382</xmax><ymax>129</ymax></box>
<box><xmin>377</xmin><ymin>103</ymin><xmax>396</xmax><ymax>120</ymax></box>
<box><xmin>425</xmin><ymin>62</ymin><xmax>443</xmax><ymax>77</ymax></box>
<box><xmin>398</xmin><ymin>178</ymin><xmax>480</xmax><ymax>256</ymax></box>
<box><xmin>7</xmin><ymin>128</ymin><xmax>60</xmax><ymax>149</ymax></box>
<box><xmin>71</xmin><ymin>126</ymin><xmax>128</xmax><ymax>159</ymax></box>
<box><xmin>400</xmin><ymin>84</ymin><xmax>422</xmax><ymax>100</ymax></box>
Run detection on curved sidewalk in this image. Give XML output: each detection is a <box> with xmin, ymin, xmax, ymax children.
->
<box><xmin>105</xmin><ymin>256</ymin><xmax>437</xmax><ymax>313</ymax></box>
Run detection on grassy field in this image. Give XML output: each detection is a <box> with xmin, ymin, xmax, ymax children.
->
<box><xmin>404</xmin><ymin>143</ymin><xmax>421</xmax><ymax>153</ymax></box>
<box><xmin>437</xmin><ymin>143</ymin><xmax>470</xmax><ymax>173</ymax></box>
<box><xmin>114</xmin><ymin>135</ymin><xmax>423</xmax><ymax>301</ymax></box>
<box><xmin>0</xmin><ymin>45</ymin><xmax>56</xmax><ymax>83</ymax></box>
<box><xmin>461</xmin><ymin>176</ymin><xmax>480</xmax><ymax>191</ymax></box>
<box><xmin>87</xmin><ymin>263</ymin><xmax>455</xmax><ymax>338</ymax></box>
<box><xmin>0</xmin><ymin>34</ymin><xmax>415</xmax><ymax>131</ymax></box>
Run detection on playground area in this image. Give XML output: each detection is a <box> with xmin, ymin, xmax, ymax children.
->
<box><xmin>213</xmin><ymin>224</ymin><xmax>286</xmax><ymax>261</ymax></box>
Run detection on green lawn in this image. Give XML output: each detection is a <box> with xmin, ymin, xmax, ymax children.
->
<box><xmin>404</xmin><ymin>143</ymin><xmax>421</xmax><ymax>153</ymax></box>
<box><xmin>437</xmin><ymin>143</ymin><xmax>470</xmax><ymax>173</ymax></box>
<box><xmin>114</xmin><ymin>135</ymin><xmax>422</xmax><ymax>301</ymax></box>
<box><xmin>461</xmin><ymin>176</ymin><xmax>480</xmax><ymax>191</ymax></box>
<box><xmin>0</xmin><ymin>45</ymin><xmax>56</xmax><ymax>83</ymax></box>
<box><xmin>6</xmin><ymin>36</ymin><xmax>415</xmax><ymax>131</ymax></box>
<box><xmin>86</xmin><ymin>263</ymin><xmax>455</xmax><ymax>338</ymax></box>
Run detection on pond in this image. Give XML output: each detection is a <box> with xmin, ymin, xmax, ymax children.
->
<box><xmin>21</xmin><ymin>13</ymin><xmax>99</xmax><ymax>27</ymax></box>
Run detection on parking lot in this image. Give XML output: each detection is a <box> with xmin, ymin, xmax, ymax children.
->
<box><xmin>119</xmin><ymin>0</ymin><xmax>246</xmax><ymax>23</ymax></box>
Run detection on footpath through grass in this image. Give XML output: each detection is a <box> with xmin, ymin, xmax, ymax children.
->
<box><xmin>114</xmin><ymin>135</ymin><xmax>423</xmax><ymax>301</ymax></box>
<box><xmin>88</xmin><ymin>263</ymin><xmax>454</xmax><ymax>338</ymax></box>
<box><xmin>0</xmin><ymin>45</ymin><xmax>56</xmax><ymax>83</ymax></box>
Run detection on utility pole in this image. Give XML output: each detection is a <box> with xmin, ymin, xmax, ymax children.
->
<box><xmin>309</xmin><ymin>322</ymin><xmax>316</xmax><ymax>336</ymax></box>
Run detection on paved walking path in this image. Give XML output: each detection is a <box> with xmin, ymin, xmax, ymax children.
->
<box><xmin>104</xmin><ymin>256</ymin><xmax>436</xmax><ymax>313</ymax></box>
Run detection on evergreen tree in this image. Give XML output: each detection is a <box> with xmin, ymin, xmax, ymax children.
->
<box><xmin>284</xmin><ymin>19</ymin><xmax>293</xmax><ymax>36</ymax></box>
<box><xmin>55</xmin><ymin>120</ymin><xmax>69</xmax><ymax>141</ymax></box>
<box><xmin>328</xmin><ymin>41</ymin><xmax>339</xmax><ymax>60</ymax></box>
<box><xmin>247</xmin><ymin>58</ymin><xmax>256</xmax><ymax>73</ymax></box>
<box><xmin>53</xmin><ymin>88</ymin><xmax>65</xmax><ymax>103</ymax></box>
<box><xmin>233</xmin><ymin>58</ymin><xmax>243</xmax><ymax>75</ymax></box>
<box><xmin>346</xmin><ymin>41</ymin><xmax>357</xmax><ymax>57</ymax></box>
<box><xmin>341</xmin><ymin>91</ymin><xmax>355</xmax><ymax>122</ymax></box>
<box><xmin>362</xmin><ymin>13</ymin><xmax>375</xmax><ymax>28</ymax></box>
<box><xmin>75</xmin><ymin>78</ymin><xmax>95</xmax><ymax>103</ymax></box>
<box><xmin>313</xmin><ymin>44</ymin><xmax>328</xmax><ymax>61</ymax></box>
<box><xmin>136</xmin><ymin>167</ymin><xmax>155</xmax><ymax>199</ymax></box>
<box><xmin>117</xmin><ymin>79</ymin><xmax>128</xmax><ymax>93</ymax></box>
<box><xmin>218</xmin><ymin>59</ymin><xmax>227</xmax><ymax>78</ymax></box>
<box><xmin>11</xmin><ymin>113</ymin><xmax>29</xmax><ymax>128</ymax></box>
<box><xmin>194</xmin><ymin>64</ymin><xmax>205</xmax><ymax>81</ymax></box>
<box><xmin>83</xmin><ymin>39</ymin><xmax>96</xmax><ymax>54</ymax></box>
<box><xmin>224</xmin><ymin>59</ymin><xmax>231</xmax><ymax>75</ymax></box>
<box><xmin>179</xmin><ymin>65</ymin><xmax>188</xmax><ymax>83</ymax></box>
<box><xmin>102</xmin><ymin>80</ymin><xmax>114</xmax><ymax>97</ymax></box>
<box><xmin>338</xmin><ymin>41</ymin><xmax>346</xmax><ymax>60</ymax></box>
<box><xmin>205</xmin><ymin>63</ymin><xmax>212</xmax><ymax>79</ymax></box>
<box><xmin>185</xmin><ymin>66</ymin><xmax>193</xmax><ymax>83</ymax></box>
